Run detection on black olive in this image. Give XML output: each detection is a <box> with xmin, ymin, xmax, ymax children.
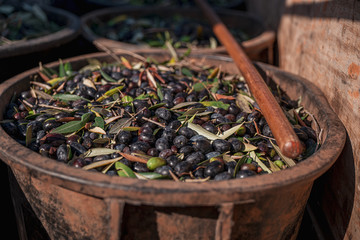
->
<box><xmin>173</xmin><ymin>135</ymin><xmax>188</xmax><ymax>149</ymax></box>
<box><xmin>236</xmin><ymin>169</ymin><xmax>256</xmax><ymax>179</ymax></box>
<box><xmin>212</xmin><ymin>139</ymin><xmax>231</xmax><ymax>153</ymax></box>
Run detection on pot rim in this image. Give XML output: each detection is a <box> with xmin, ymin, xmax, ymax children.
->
<box><xmin>0</xmin><ymin>5</ymin><xmax>81</xmax><ymax>59</ymax></box>
<box><xmin>0</xmin><ymin>52</ymin><xmax>346</xmax><ymax>205</ymax></box>
<box><xmin>80</xmin><ymin>6</ymin><xmax>275</xmax><ymax>53</ymax></box>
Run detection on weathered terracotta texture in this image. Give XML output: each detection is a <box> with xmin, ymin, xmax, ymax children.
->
<box><xmin>0</xmin><ymin>5</ymin><xmax>80</xmax><ymax>59</ymax></box>
<box><xmin>0</xmin><ymin>52</ymin><xmax>346</xmax><ymax>240</ymax></box>
<box><xmin>247</xmin><ymin>1</ymin><xmax>360</xmax><ymax>239</ymax></box>
<box><xmin>81</xmin><ymin>7</ymin><xmax>275</xmax><ymax>63</ymax></box>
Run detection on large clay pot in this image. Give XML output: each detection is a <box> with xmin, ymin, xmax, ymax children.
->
<box><xmin>81</xmin><ymin>7</ymin><xmax>275</xmax><ymax>63</ymax></box>
<box><xmin>0</xmin><ymin>51</ymin><xmax>345</xmax><ymax>240</ymax></box>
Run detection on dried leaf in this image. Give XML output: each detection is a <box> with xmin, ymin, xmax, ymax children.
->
<box><xmin>236</xmin><ymin>94</ymin><xmax>253</xmax><ymax>113</ymax></box>
<box><xmin>53</xmin><ymin>94</ymin><xmax>90</xmax><ymax>102</ymax></box>
<box><xmin>269</xmin><ymin>140</ymin><xmax>296</xmax><ymax>167</ymax></box>
<box><xmin>187</xmin><ymin>122</ymin><xmax>221</xmax><ymax>141</ymax></box>
<box><xmin>83</xmin><ymin>157</ymin><xmax>121</xmax><ymax>170</ymax></box>
<box><xmin>119</xmin><ymin>152</ymin><xmax>148</xmax><ymax>164</ymax></box>
<box><xmin>89</xmin><ymin>126</ymin><xmax>106</xmax><ymax>135</ymax></box>
<box><xmin>83</xmin><ymin>148</ymin><xmax>120</xmax><ymax>158</ymax></box>
<box><xmin>249</xmin><ymin>151</ymin><xmax>271</xmax><ymax>173</ymax></box>
<box><xmin>218</xmin><ymin>123</ymin><xmax>244</xmax><ymax>139</ymax></box>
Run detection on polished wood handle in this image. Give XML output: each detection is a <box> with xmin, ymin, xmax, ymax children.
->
<box><xmin>194</xmin><ymin>0</ymin><xmax>304</xmax><ymax>158</ymax></box>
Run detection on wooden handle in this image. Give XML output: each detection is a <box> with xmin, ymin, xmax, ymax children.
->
<box><xmin>194</xmin><ymin>0</ymin><xmax>304</xmax><ymax>158</ymax></box>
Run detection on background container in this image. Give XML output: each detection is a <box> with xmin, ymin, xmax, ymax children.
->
<box><xmin>0</xmin><ymin>5</ymin><xmax>86</xmax><ymax>83</ymax></box>
<box><xmin>0</xmin><ymin>52</ymin><xmax>345</xmax><ymax>240</ymax></box>
<box><xmin>81</xmin><ymin>7</ymin><xmax>275</xmax><ymax>64</ymax></box>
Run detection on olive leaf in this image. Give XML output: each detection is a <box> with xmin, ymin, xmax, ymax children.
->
<box><xmin>96</xmin><ymin>85</ymin><xmax>124</xmax><ymax>102</ymax></box>
<box><xmin>181</xmin><ymin>67</ymin><xmax>193</xmax><ymax>77</ymax></box>
<box><xmin>217</xmin><ymin>122</ymin><xmax>245</xmax><ymax>139</ymax></box>
<box><xmin>59</xmin><ymin>59</ymin><xmax>66</xmax><ymax>77</ymax></box>
<box><xmin>201</xmin><ymin>101</ymin><xmax>230</xmax><ymax>110</ymax></box>
<box><xmin>236</xmin><ymin>94</ymin><xmax>253</xmax><ymax>113</ymax></box>
<box><xmin>94</xmin><ymin>116</ymin><xmax>105</xmax><ymax>129</ymax></box>
<box><xmin>52</xmin><ymin>112</ymin><xmax>92</xmax><ymax>134</ymax></box>
<box><xmin>83</xmin><ymin>148</ymin><xmax>120</xmax><ymax>158</ymax></box>
<box><xmin>25</xmin><ymin>124</ymin><xmax>33</xmax><ymax>147</ymax></box>
<box><xmin>99</xmin><ymin>68</ymin><xmax>117</xmax><ymax>82</ymax></box>
<box><xmin>187</xmin><ymin>122</ymin><xmax>221</xmax><ymax>141</ymax></box>
<box><xmin>115</xmin><ymin>161</ymin><xmax>137</xmax><ymax>178</ymax></box>
<box><xmin>135</xmin><ymin>172</ymin><xmax>169</xmax><ymax>180</ymax></box>
<box><xmin>53</xmin><ymin>94</ymin><xmax>90</xmax><ymax>102</ymax></box>
<box><xmin>249</xmin><ymin>151</ymin><xmax>271</xmax><ymax>173</ymax></box>
<box><xmin>109</xmin><ymin>118</ymin><xmax>131</xmax><ymax>134</ymax></box>
<box><xmin>269</xmin><ymin>140</ymin><xmax>296</xmax><ymax>167</ymax></box>
<box><xmin>83</xmin><ymin>158</ymin><xmax>121</xmax><ymax>170</ymax></box>
<box><xmin>89</xmin><ymin>127</ymin><xmax>106</xmax><ymax>135</ymax></box>
<box><xmin>171</xmin><ymin>101</ymin><xmax>198</xmax><ymax>110</ymax></box>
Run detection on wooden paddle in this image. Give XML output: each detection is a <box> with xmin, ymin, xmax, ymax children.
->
<box><xmin>194</xmin><ymin>0</ymin><xmax>304</xmax><ymax>158</ymax></box>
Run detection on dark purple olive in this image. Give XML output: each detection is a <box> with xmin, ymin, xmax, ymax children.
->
<box><xmin>178</xmin><ymin>127</ymin><xmax>195</xmax><ymax>138</ymax></box>
<box><xmin>130</xmin><ymin>141</ymin><xmax>151</xmax><ymax>153</ymax></box>
<box><xmin>173</xmin><ymin>135</ymin><xmax>188</xmax><ymax>149</ymax></box>
<box><xmin>155</xmin><ymin>108</ymin><xmax>172</xmax><ymax>121</ymax></box>
<box><xmin>212</xmin><ymin>139</ymin><xmax>231</xmax><ymax>153</ymax></box>
<box><xmin>185</xmin><ymin>151</ymin><xmax>205</xmax><ymax>164</ymax></box>
<box><xmin>192</xmin><ymin>139</ymin><xmax>213</xmax><ymax>154</ymax></box>
<box><xmin>204</xmin><ymin>160</ymin><xmax>224</xmax><ymax>178</ymax></box>
<box><xmin>133</xmin><ymin>162</ymin><xmax>149</xmax><ymax>172</ymax></box>
<box><xmin>43</xmin><ymin>120</ymin><xmax>62</xmax><ymax>132</ymax></box>
<box><xmin>117</xmin><ymin>131</ymin><xmax>132</xmax><ymax>144</ymax></box>
<box><xmin>166</xmin><ymin>155</ymin><xmax>180</xmax><ymax>168</ymax></box>
<box><xmin>70</xmin><ymin>142</ymin><xmax>87</xmax><ymax>155</ymax></box>
<box><xmin>154</xmin><ymin>165</ymin><xmax>172</xmax><ymax>177</ymax></box>
<box><xmin>214</xmin><ymin>172</ymin><xmax>232</xmax><ymax>181</ymax></box>
<box><xmin>236</xmin><ymin>169</ymin><xmax>256</xmax><ymax>179</ymax></box>
<box><xmin>179</xmin><ymin>146</ymin><xmax>194</xmax><ymax>156</ymax></box>
<box><xmin>56</xmin><ymin>144</ymin><xmax>71</xmax><ymax>162</ymax></box>
<box><xmin>155</xmin><ymin>138</ymin><xmax>170</xmax><ymax>152</ymax></box>
<box><xmin>174</xmin><ymin>161</ymin><xmax>192</xmax><ymax>176</ymax></box>
<box><xmin>159</xmin><ymin>149</ymin><xmax>173</xmax><ymax>159</ymax></box>
<box><xmin>161</xmin><ymin>129</ymin><xmax>176</xmax><ymax>142</ymax></box>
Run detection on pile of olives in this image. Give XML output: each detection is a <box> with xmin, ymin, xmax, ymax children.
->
<box><xmin>2</xmin><ymin>56</ymin><xmax>318</xmax><ymax>181</ymax></box>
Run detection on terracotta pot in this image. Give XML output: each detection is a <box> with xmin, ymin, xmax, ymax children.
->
<box><xmin>81</xmin><ymin>7</ymin><xmax>275</xmax><ymax>63</ymax></box>
<box><xmin>0</xmin><ymin>51</ymin><xmax>345</xmax><ymax>240</ymax></box>
<box><xmin>0</xmin><ymin>5</ymin><xmax>80</xmax><ymax>59</ymax></box>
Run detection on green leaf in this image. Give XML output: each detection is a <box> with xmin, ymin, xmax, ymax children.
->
<box><xmin>201</xmin><ymin>101</ymin><xmax>230</xmax><ymax>110</ymax></box>
<box><xmin>51</xmin><ymin>120</ymin><xmax>84</xmax><ymax>134</ymax></box>
<box><xmin>97</xmin><ymin>85</ymin><xmax>124</xmax><ymax>102</ymax></box>
<box><xmin>192</xmin><ymin>82</ymin><xmax>206</xmax><ymax>92</ymax></box>
<box><xmin>115</xmin><ymin>161</ymin><xmax>136</xmax><ymax>178</ymax></box>
<box><xmin>181</xmin><ymin>67</ymin><xmax>193</xmax><ymax>77</ymax></box>
<box><xmin>53</xmin><ymin>94</ymin><xmax>90</xmax><ymax>102</ymax></box>
<box><xmin>135</xmin><ymin>172</ymin><xmax>168</xmax><ymax>180</ymax></box>
<box><xmin>59</xmin><ymin>59</ymin><xmax>65</xmax><ymax>77</ymax></box>
<box><xmin>156</xmin><ymin>82</ymin><xmax>164</xmax><ymax>101</ymax></box>
<box><xmin>64</xmin><ymin>62</ymin><xmax>72</xmax><ymax>76</ymax></box>
<box><xmin>99</xmin><ymin>68</ymin><xmax>117</xmax><ymax>82</ymax></box>
<box><xmin>148</xmin><ymin>102</ymin><xmax>166</xmax><ymax>110</ymax></box>
<box><xmin>52</xmin><ymin>113</ymin><xmax>92</xmax><ymax>134</ymax></box>
<box><xmin>94</xmin><ymin>116</ymin><xmax>105</xmax><ymax>129</ymax></box>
